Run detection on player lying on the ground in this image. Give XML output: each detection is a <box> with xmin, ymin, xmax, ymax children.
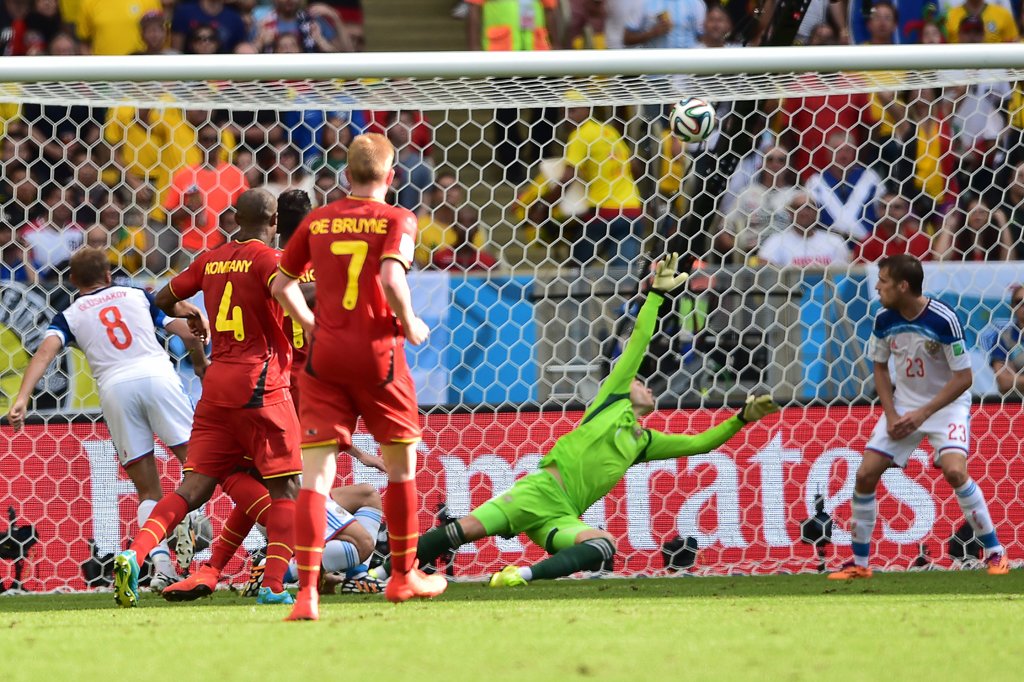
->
<box><xmin>163</xmin><ymin>453</ymin><xmax>388</xmax><ymax>600</ymax></box>
<box><xmin>374</xmin><ymin>254</ymin><xmax>780</xmax><ymax>587</ymax></box>
<box><xmin>829</xmin><ymin>254</ymin><xmax>1009</xmax><ymax>579</ymax></box>
<box><xmin>6</xmin><ymin>247</ymin><xmax>209</xmax><ymax>591</ymax></box>
<box><xmin>113</xmin><ymin>189</ymin><xmax>302</xmax><ymax>608</ymax></box>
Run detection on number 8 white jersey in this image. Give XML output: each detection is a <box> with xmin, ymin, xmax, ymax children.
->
<box><xmin>867</xmin><ymin>298</ymin><xmax>972</xmax><ymax>412</ymax></box>
<box><xmin>44</xmin><ymin>285</ymin><xmax>179</xmax><ymax>393</ymax></box>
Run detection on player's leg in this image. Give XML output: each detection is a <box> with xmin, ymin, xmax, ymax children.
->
<box><xmin>937</xmin><ymin>448</ymin><xmax>1008</xmax><ymax>574</ymax></box>
<box><xmin>122</xmin><ymin>454</ymin><xmax>178</xmax><ymax>588</ymax></box>
<box><xmin>162</xmin><ymin>472</ymin><xmax>271</xmax><ymax>602</ymax></box>
<box><xmin>828</xmin><ymin>449</ymin><xmax>892</xmax><ymax>579</ymax></box>
<box><xmin>493</xmin><ymin>522</ymin><xmax>615</xmax><ymax>587</ymax></box>
<box><xmin>368</xmin><ymin>513</ymin><xmax>489</xmax><ymax>582</ymax></box>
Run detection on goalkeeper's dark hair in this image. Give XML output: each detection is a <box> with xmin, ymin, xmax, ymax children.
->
<box><xmin>277</xmin><ymin>189</ymin><xmax>313</xmax><ymax>246</ymax></box>
<box><xmin>879</xmin><ymin>254</ymin><xmax>923</xmax><ymax>296</ymax></box>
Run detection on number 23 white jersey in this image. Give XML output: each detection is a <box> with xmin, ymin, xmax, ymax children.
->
<box><xmin>44</xmin><ymin>285</ymin><xmax>178</xmax><ymax>392</ymax></box>
<box><xmin>867</xmin><ymin>298</ymin><xmax>972</xmax><ymax>412</ymax></box>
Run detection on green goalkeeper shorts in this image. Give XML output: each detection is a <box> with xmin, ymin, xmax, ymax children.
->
<box><xmin>470</xmin><ymin>469</ymin><xmax>591</xmax><ymax>554</ymax></box>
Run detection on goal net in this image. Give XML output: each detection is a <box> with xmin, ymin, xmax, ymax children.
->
<box><xmin>1</xmin><ymin>46</ymin><xmax>1023</xmax><ymax>592</ymax></box>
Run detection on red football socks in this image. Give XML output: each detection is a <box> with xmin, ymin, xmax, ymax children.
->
<box><xmin>262</xmin><ymin>497</ymin><xmax>296</xmax><ymax>593</ymax></box>
<box><xmin>293</xmin><ymin>489</ymin><xmax>327</xmax><ymax>592</ymax></box>
<box><xmin>384</xmin><ymin>479</ymin><xmax>419</xmax><ymax>575</ymax></box>
<box><xmin>208</xmin><ymin>506</ymin><xmax>256</xmax><ymax>573</ymax></box>
<box><xmin>131</xmin><ymin>492</ymin><xmax>188</xmax><ymax>562</ymax></box>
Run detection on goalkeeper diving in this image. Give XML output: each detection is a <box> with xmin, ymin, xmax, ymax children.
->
<box><xmin>376</xmin><ymin>254</ymin><xmax>781</xmax><ymax>587</ymax></box>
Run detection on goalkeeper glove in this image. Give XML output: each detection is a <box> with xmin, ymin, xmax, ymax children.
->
<box><xmin>737</xmin><ymin>395</ymin><xmax>780</xmax><ymax>423</ymax></box>
<box><xmin>651</xmin><ymin>252</ymin><xmax>689</xmax><ymax>294</ymax></box>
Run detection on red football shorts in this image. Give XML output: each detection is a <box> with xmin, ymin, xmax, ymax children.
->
<box><xmin>185</xmin><ymin>398</ymin><xmax>302</xmax><ymax>480</ymax></box>
<box><xmin>297</xmin><ymin>367</ymin><xmax>421</xmax><ymax>449</ymax></box>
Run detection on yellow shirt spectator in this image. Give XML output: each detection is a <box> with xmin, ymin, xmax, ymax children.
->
<box><xmin>946</xmin><ymin>4</ymin><xmax>1018</xmax><ymax>44</ymax></box>
<box><xmin>564</xmin><ymin>118</ymin><xmax>641</xmax><ymax>211</ymax></box>
<box><xmin>416</xmin><ymin>213</ymin><xmax>486</xmax><ymax>268</ymax></box>
<box><xmin>77</xmin><ymin>0</ymin><xmax>161</xmax><ymax>55</ymax></box>
<box><xmin>657</xmin><ymin>131</ymin><xmax>691</xmax><ymax>214</ymax></box>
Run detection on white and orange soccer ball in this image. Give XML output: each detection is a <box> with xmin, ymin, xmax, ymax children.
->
<box><xmin>670</xmin><ymin>97</ymin><xmax>716</xmax><ymax>143</ymax></box>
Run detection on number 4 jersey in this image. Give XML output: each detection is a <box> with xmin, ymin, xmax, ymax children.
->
<box><xmin>45</xmin><ymin>285</ymin><xmax>180</xmax><ymax>393</ymax></box>
<box><xmin>867</xmin><ymin>298</ymin><xmax>972</xmax><ymax>413</ymax></box>
<box><xmin>169</xmin><ymin>239</ymin><xmax>292</xmax><ymax>408</ymax></box>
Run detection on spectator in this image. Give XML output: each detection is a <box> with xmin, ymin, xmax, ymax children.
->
<box><xmin>996</xmin><ymin>161</ymin><xmax>1024</xmax><ymax>258</ymax></box>
<box><xmin>946</xmin><ymin>0</ymin><xmax>1018</xmax><ymax>43</ymax></box>
<box><xmin>172</xmin><ymin>0</ymin><xmax>247</xmax><ymax>53</ymax></box>
<box><xmin>604</xmin><ymin>0</ymin><xmax>644</xmax><ymax>49</ymax></box>
<box><xmin>0</xmin><ymin>223</ymin><xmax>37</xmax><ymax>284</ymax></box>
<box><xmin>719</xmin><ymin>144</ymin><xmax>798</xmax><ymax>262</ymax></box>
<box><xmin>856</xmin><ymin>192</ymin><xmax>934</xmax><ymax>262</ymax></box>
<box><xmin>261</xmin><ymin>143</ymin><xmax>316</xmax><ymax>198</ymax></box>
<box><xmin>416</xmin><ymin>172</ymin><xmax>486</xmax><ymax>267</ymax></box>
<box><xmin>514</xmin><ymin>157</ymin><xmax>588</xmax><ymax>256</ymax></box>
<box><xmin>163</xmin><ymin>121</ymin><xmax>249</xmax><ymax>253</ymax></box>
<box><xmin>26</xmin><ymin>0</ymin><xmax>64</xmax><ymax>53</ymax></box>
<box><xmin>561</xmin><ymin>103</ymin><xmax>644</xmax><ymax>268</ymax></box>
<box><xmin>134</xmin><ymin>10</ymin><xmax>179</xmax><ymax>55</ymax></box>
<box><xmin>430</xmin><ymin>207</ymin><xmax>498</xmax><ymax>271</ymax></box>
<box><xmin>387</xmin><ymin>111</ymin><xmax>434</xmax><ymax>214</ymax></box>
<box><xmin>906</xmin><ymin>86</ymin><xmax>958</xmax><ymax>215</ymax></box>
<box><xmin>466</xmin><ymin>0</ymin><xmax>559</xmax><ymax>183</ymax></box>
<box><xmin>1</xmin><ymin>161</ymin><xmax>37</xmax><ymax>226</ymax></box>
<box><xmin>949</xmin><ymin>15</ymin><xmax>1010</xmax><ymax>205</ymax></box>
<box><xmin>758</xmin><ymin>191</ymin><xmax>850</xmax><ymax>267</ymax></box>
<box><xmin>20</xmin><ymin>182</ymin><xmax>85</xmax><ymax>279</ymax></box>
<box><xmin>184</xmin><ymin>22</ymin><xmax>223</xmax><ymax>54</ymax></box>
<box><xmin>655</xmin><ymin>127</ymin><xmax>690</xmax><ymax>223</ymax></box>
<box><xmin>698</xmin><ymin>3</ymin><xmax>734</xmax><ymax>48</ymax></box>
<box><xmin>934</xmin><ymin>195</ymin><xmax>1013</xmax><ymax>261</ymax></box>
<box><xmin>367</xmin><ymin>110</ymin><xmax>431</xmax><ymax>156</ymax></box>
<box><xmin>251</xmin><ymin>0</ymin><xmax>347</xmax><ymax>53</ymax></box>
<box><xmin>807</xmin><ymin>21</ymin><xmax>837</xmax><ymax>46</ymax></box>
<box><xmin>918</xmin><ymin>19</ymin><xmax>944</xmax><ymax>45</ymax></box>
<box><xmin>76</xmin><ymin>0</ymin><xmax>162</xmax><ymax>55</ymax></box>
<box><xmin>234</xmin><ymin>147</ymin><xmax>262</xmax><ymax>188</ymax></box>
<box><xmin>565</xmin><ymin>0</ymin><xmax>606</xmax><ymax>49</ymax></box>
<box><xmin>624</xmin><ymin>0</ymin><xmax>704</xmax><ymax>49</ymax></box>
<box><xmin>313</xmin><ymin>166</ymin><xmax>346</xmax><ymax>205</ymax></box>
<box><xmin>806</xmin><ymin>131</ymin><xmax>885</xmax><ymax>243</ymax></box>
<box><xmin>778</xmin><ymin>89</ymin><xmax>870</xmax><ymax>180</ymax></box>
<box><xmin>84</xmin><ymin>193</ymin><xmax>149</xmax><ymax>276</ymax></box>
<box><xmin>0</xmin><ymin>0</ymin><xmax>33</xmax><ymax>55</ymax></box>
<box><xmin>863</xmin><ymin>1</ymin><xmax>897</xmax><ymax>45</ymax></box>
<box><xmin>989</xmin><ymin>284</ymin><xmax>1024</xmax><ymax>396</ymax></box>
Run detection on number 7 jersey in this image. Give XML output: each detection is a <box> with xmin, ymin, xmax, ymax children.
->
<box><xmin>278</xmin><ymin>196</ymin><xmax>417</xmax><ymax>383</ymax></box>
<box><xmin>169</xmin><ymin>238</ymin><xmax>292</xmax><ymax>408</ymax></box>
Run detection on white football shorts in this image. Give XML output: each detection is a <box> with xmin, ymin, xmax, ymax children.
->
<box><xmin>325</xmin><ymin>499</ymin><xmax>356</xmax><ymax>541</ymax></box>
<box><xmin>864</xmin><ymin>403</ymin><xmax>970</xmax><ymax>468</ymax></box>
<box><xmin>100</xmin><ymin>373</ymin><xmax>195</xmax><ymax>466</ymax></box>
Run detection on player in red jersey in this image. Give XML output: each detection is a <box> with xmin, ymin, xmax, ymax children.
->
<box><xmin>273</xmin><ymin>133</ymin><xmax>447</xmax><ymax>619</ymax></box>
<box><xmin>112</xmin><ymin>189</ymin><xmax>301</xmax><ymax>608</ymax></box>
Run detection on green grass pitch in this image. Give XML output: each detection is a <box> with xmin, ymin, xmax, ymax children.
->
<box><xmin>2</xmin><ymin>571</ymin><xmax>1022</xmax><ymax>682</ymax></box>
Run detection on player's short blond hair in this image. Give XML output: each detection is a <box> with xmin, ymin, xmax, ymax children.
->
<box><xmin>70</xmin><ymin>247</ymin><xmax>111</xmax><ymax>287</ymax></box>
<box><xmin>347</xmin><ymin>133</ymin><xmax>395</xmax><ymax>185</ymax></box>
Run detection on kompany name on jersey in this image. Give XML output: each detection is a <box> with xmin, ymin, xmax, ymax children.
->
<box><xmin>204</xmin><ymin>259</ymin><xmax>253</xmax><ymax>275</ymax></box>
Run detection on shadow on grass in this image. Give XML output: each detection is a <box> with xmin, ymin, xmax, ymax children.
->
<box><xmin>2</xmin><ymin>571</ymin><xmax>1021</xmax><ymax>614</ymax></box>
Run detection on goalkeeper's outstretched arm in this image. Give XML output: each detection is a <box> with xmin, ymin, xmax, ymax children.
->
<box><xmin>585</xmin><ymin>254</ymin><xmax>689</xmax><ymax>417</ymax></box>
<box><xmin>636</xmin><ymin>396</ymin><xmax>781</xmax><ymax>462</ymax></box>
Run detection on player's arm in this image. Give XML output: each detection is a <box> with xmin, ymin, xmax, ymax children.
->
<box><xmin>381</xmin><ymin>258</ymin><xmax>429</xmax><ymax>345</ymax></box>
<box><xmin>272</xmin><ymin>274</ymin><xmax>315</xmax><ymax>336</ymax></box>
<box><xmin>164</xmin><ymin>318</ymin><xmax>211</xmax><ymax>379</ymax></box>
<box><xmin>638</xmin><ymin>396</ymin><xmax>780</xmax><ymax>461</ymax></box>
<box><xmin>6</xmin><ymin>335</ymin><xmax>62</xmax><ymax>429</ymax></box>
<box><xmin>343</xmin><ymin>444</ymin><xmax>387</xmax><ymax>473</ymax></box>
<box><xmin>153</xmin><ymin>284</ymin><xmax>209</xmax><ymax>343</ymax></box>
<box><xmin>892</xmin><ymin>367</ymin><xmax>972</xmax><ymax>439</ymax></box>
<box><xmin>588</xmin><ymin>254</ymin><xmax>688</xmax><ymax>411</ymax></box>
<box><xmin>874</xmin><ymin>360</ymin><xmax>898</xmax><ymax>423</ymax></box>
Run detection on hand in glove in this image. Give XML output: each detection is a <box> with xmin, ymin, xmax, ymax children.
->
<box><xmin>738</xmin><ymin>395</ymin><xmax>780</xmax><ymax>423</ymax></box>
<box><xmin>651</xmin><ymin>252</ymin><xmax>689</xmax><ymax>294</ymax></box>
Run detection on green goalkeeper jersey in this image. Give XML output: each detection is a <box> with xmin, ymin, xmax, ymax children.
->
<box><xmin>537</xmin><ymin>291</ymin><xmax>745</xmax><ymax>515</ymax></box>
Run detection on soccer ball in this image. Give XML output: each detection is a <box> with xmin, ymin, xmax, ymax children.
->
<box><xmin>670</xmin><ymin>97</ymin><xmax>716</xmax><ymax>143</ymax></box>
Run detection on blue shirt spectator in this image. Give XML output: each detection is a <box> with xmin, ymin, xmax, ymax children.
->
<box><xmin>625</xmin><ymin>0</ymin><xmax>705</xmax><ymax>49</ymax></box>
<box><xmin>172</xmin><ymin>0</ymin><xmax>247</xmax><ymax>53</ymax></box>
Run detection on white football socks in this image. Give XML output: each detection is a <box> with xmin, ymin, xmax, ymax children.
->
<box><xmin>955</xmin><ymin>479</ymin><xmax>1003</xmax><ymax>557</ymax></box>
<box><xmin>850</xmin><ymin>491</ymin><xmax>877</xmax><ymax>568</ymax></box>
